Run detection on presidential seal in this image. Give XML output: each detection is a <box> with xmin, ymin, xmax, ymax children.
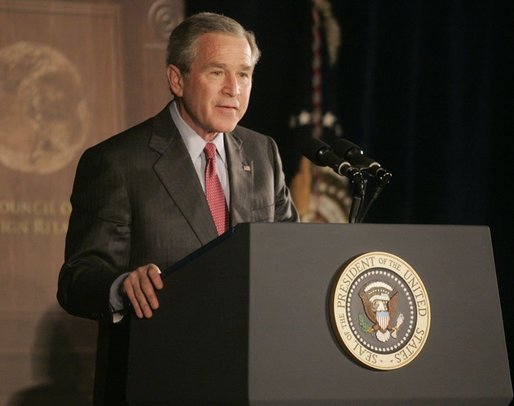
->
<box><xmin>330</xmin><ymin>252</ymin><xmax>430</xmax><ymax>370</ymax></box>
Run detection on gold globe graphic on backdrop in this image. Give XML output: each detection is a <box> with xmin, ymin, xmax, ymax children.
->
<box><xmin>0</xmin><ymin>42</ymin><xmax>88</xmax><ymax>174</ymax></box>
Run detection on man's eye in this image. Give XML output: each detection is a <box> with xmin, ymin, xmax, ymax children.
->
<box><xmin>211</xmin><ymin>71</ymin><xmax>223</xmax><ymax>76</ymax></box>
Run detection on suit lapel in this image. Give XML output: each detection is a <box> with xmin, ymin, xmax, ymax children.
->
<box><xmin>149</xmin><ymin>106</ymin><xmax>218</xmax><ymax>245</ymax></box>
<box><xmin>225</xmin><ymin>130</ymin><xmax>254</xmax><ymax>225</ymax></box>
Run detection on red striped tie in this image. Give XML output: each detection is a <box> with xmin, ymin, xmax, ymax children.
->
<box><xmin>204</xmin><ymin>143</ymin><xmax>229</xmax><ymax>235</ymax></box>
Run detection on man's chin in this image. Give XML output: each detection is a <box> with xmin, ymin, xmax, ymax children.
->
<box><xmin>211</xmin><ymin>122</ymin><xmax>239</xmax><ymax>134</ymax></box>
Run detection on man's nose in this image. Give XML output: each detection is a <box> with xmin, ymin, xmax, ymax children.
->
<box><xmin>222</xmin><ymin>74</ymin><xmax>240</xmax><ymax>97</ymax></box>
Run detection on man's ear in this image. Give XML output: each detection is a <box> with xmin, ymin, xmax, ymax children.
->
<box><xmin>167</xmin><ymin>65</ymin><xmax>184</xmax><ymax>97</ymax></box>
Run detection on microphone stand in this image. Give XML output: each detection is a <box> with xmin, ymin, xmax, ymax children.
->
<box><xmin>348</xmin><ymin>170</ymin><xmax>366</xmax><ymax>223</ymax></box>
<box><xmin>356</xmin><ymin>170</ymin><xmax>392</xmax><ymax>223</ymax></box>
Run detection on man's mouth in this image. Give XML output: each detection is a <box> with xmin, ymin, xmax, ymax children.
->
<box><xmin>217</xmin><ymin>104</ymin><xmax>238</xmax><ymax>110</ymax></box>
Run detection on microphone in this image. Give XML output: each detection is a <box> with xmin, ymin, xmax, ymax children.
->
<box><xmin>300</xmin><ymin>136</ymin><xmax>361</xmax><ymax>180</ymax></box>
<box><xmin>330</xmin><ymin>137</ymin><xmax>391</xmax><ymax>180</ymax></box>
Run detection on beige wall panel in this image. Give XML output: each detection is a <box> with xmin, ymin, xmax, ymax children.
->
<box><xmin>0</xmin><ymin>0</ymin><xmax>182</xmax><ymax>401</ymax></box>
<box><xmin>0</xmin><ymin>0</ymin><xmax>125</xmax><ymax>400</ymax></box>
<box><xmin>0</xmin><ymin>0</ymin><xmax>124</xmax><ymax>308</ymax></box>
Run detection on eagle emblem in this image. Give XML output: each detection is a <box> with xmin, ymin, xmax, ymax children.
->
<box><xmin>359</xmin><ymin>281</ymin><xmax>405</xmax><ymax>342</ymax></box>
<box><xmin>331</xmin><ymin>252</ymin><xmax>430</xmax><ymax>370</ymax></box>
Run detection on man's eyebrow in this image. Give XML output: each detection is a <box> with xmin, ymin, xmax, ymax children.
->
<box><xmin>206</xmin><ymin>62</ymin><xmax>226</xmax><ymax>69</ymax></box>
<box><xmin>240</xmin><ymin>64</ymin><xmax>253</xmax><ymax>72</ymax></box>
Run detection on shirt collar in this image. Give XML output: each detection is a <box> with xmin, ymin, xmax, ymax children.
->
<box><xmin>169</xmin><ymin>101</ymin><xmax>227</xmax><ymax>164</ymax></box>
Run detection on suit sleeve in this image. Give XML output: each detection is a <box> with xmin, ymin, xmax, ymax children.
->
<box><xmin>268</xmin><ymin>137</ymin><xmax>299</xmax><ymax>223</ymax></box>
<box><xmin>57</xmin><ymin>146</ymin><xmax>132</xmax><ymax>322</ymax></box>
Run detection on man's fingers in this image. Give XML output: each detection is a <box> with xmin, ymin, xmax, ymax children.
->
<box><xmin>122</xmin><ymin>264</ymin><xmax>163</xmax><ymax>319</ymax></box>
<box><xmin>148</xmin><ymin>265</ymin><xmax>164</xmax><ymax>290</ymax></box>
<box><xmin>123</xmin><ymin>281</ymin><xmax>144</xmax><ymax>319</ymax></box>
<box><xmin>140</xmin><ymin>275</ymin><xmax>159</xmax><ymax>311</ymax></box>
<box><xmin>124</xmin><ymin>276</ymin><xmax>151</xmax><ymax>318</ymax></box>
<box><xmin>141</xmin><ymin>264</ymin><xmax>162</xmax><ymax>310</ymax></box>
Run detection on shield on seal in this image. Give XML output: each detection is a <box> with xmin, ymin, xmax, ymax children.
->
<box><xmin>376</xmin><ymin>311</ymin><xmax>390</xmax><ymax>331</ymax></box>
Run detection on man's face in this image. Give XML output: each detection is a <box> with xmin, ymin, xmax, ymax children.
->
<box><xmin>168</xmin><ymin>32</ymin><xmax>254</xmax><ymax>141</ymax></box>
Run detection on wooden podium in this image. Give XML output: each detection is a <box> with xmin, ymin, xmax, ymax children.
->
<box><xmin>125</xmin><ymin>223</ymin><xmax>512</xmax><ymax>405</ymax></box>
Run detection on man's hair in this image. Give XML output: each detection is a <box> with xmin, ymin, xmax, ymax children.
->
<box><xmin>166</xmin><ymin>12</ymin><xmax>261</xmax><ymax>72</ymax></box>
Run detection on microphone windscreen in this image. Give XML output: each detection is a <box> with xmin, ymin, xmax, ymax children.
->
<box><xmin>299</xmin><ymin>136</ymin><xmax>330</xmax><ymax>165</ymax></box>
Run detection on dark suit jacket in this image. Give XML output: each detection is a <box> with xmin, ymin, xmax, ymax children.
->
<box><xmin>57</xmin><ymin>104</ymin><xmax>298</xmax><ymax>404</ymax></box>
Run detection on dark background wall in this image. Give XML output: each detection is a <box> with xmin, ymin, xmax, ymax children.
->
<box><xmin>188</xmin><ymin>0</ymin><xmax>514</xmax><ymax>383</ymax></box>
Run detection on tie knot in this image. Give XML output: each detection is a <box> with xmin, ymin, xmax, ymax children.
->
<box><xmin>204</xmin><ymin>143</ymin><xmax>216</xmax><ymax>160</ymax></box>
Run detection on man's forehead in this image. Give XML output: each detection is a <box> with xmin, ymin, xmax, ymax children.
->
<box><xmin>195</xmin><ymin>33</ymin><xmax>251</xmax><ymax>54</ymax></box>
<box><xmin>191</xmin><ymin>33</ymin><xmax>253</xmax><ymax>68</ymax></box>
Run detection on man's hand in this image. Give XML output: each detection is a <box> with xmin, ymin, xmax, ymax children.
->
<box><xmin>121</xmin><ymin>263</ymin><xmax>164</xmax><ymax>318</ymax></box>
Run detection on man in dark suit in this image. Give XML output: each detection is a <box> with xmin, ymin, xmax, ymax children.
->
<box><xmin>57</xmin><ymin>12</ymin><xmax>297</xmax><ymax>404</ymax></box>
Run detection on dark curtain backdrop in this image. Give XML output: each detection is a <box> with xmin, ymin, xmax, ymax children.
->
<box><xmin>187</xmin><ymin>0</ymin><xmax>514</xmax><ymax>380</ymax></box>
